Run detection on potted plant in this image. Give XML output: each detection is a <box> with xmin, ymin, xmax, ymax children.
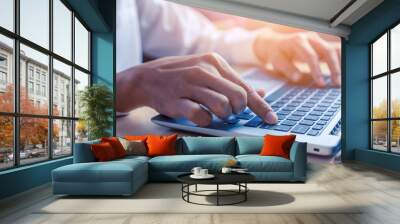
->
<box><xmin>79</xmin><ymin>84</ymin><xmax>113</xmax><ymax>140</ymax></box>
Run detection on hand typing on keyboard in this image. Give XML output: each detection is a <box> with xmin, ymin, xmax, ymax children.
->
<box><xmin>254</xmin><ymin>30</ymin><xmax>341</xmax><ymax>87</ymax></box>
<box><xmin>116</xmin><ymin>53</ymin><xmax>278</xmax><ymax>126</ymax></box>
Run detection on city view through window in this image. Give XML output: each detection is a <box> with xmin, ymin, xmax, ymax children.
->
<box><xmin>371</xmin><ymin>23</ymin><xmax>400</xmax><ymax>153</ymax></box>
<box><xmin>0</xmin><ymin>0</ymin><xmax>91</xmax><ymax>170</ymax></box>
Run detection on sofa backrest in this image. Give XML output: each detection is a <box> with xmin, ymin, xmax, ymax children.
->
<box><xmin>73</xmin><ymin>139</ymin><xmax>100</xmax><ymax>163</ymax></box>
<box><xmin>178</xmin><ymin>137</ymin><xmax>236</xmax><ymax>155</ymax></box>
<box><xmin>235</xmin><ymin>136</ymin><xmax>264</xmax><ymax>155</ymax></box>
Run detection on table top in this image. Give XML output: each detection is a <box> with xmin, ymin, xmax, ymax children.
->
<box><xmin>177</xmin><ymin>172</ymin><xmax>255</xmax><ymax>185</ymax></box>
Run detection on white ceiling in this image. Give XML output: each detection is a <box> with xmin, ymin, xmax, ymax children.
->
<box><xmin>168</xmin><ymin>0</ymin><xmax>384</xmax><ymax>37</ymax></box>
<box><xmin>227</xmin><ymin>0</ymin><xmax>352</xmax><ymax>22</ymax></box>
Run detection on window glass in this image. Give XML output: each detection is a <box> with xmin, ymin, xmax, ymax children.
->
<box><xmin>0</xmin><ymin>0</ymin><xmax>91</xmax><ymax>169</ymax></box>
<box><xmin>53</xmin><ymin>0</ymin><xmax>72</xmax><ymax>60</ymax></box>
<box><xmin>0</xmin><ymin>0</ymin><xmax>14</xmax><ymax>31</ymax></box>
<box><xmin>0</xmin><ymin>116</ymin><xmax>14</xmax><ymax>170</ymax></box>
<box><xmin>372</xmin><ymin>121</ymin><xmax>388</xmax><ymax>151</ymax></box>
<box><xmin>74</xmin><ymin>18</ymin><xmax>89</xmax><ymax>70</ymax></box>
<box><xmin>53</xmin><ymin>59</ymin><xmax>72</xmax><ymax>117</ymax></box>
<box><xmin>391</xmin><ymin>72</ymin><xmax>400</xmax><ymax>118</ymax></box>
<box><xmin>391</xmin><ymin>24</ymin><xmax>400</xmax><ymax>70</ymax></box>
<box><xmin>0</xmin><ymin>34</ymin><xmax>13</xmax><ymax>112</ymax></box>
<box><xmin>53</xmin><ymin>119</ymin><xmax>72</xmax><ymax>157</ymax></box>
<box><xmin>75</xmin><ymin>120</ymin><xmax>88</xmax><ymax>143</ymax></box>
<box><xmin>372</xmin><ymin>77</ymin><xmax>387</xmax><ymax>119</ymax></box>
<box><xmin>372</xmin><ymin>33</ymin><xmax>387</xmax><ymax>76</ymax></box>
<box><xmin>20</xmin><ymin>0</ymin><xmax>49</xmax><ymax>49</ymax></box>
<box><xmin>391</xmin><ymin>120</ymin><xmax>400</xmax><ymax>153</ymax></box>
<box><xmin>74</xmin><ymin>69</ymin><xmax>89</xmax><ymax>118</ymax></box>
<box><xmin>19</xmin><ymin>117</ymin><xmax>49</xmax><ymax>165</ymax></box>
<box><xmin>20</xmin><ymin>44</ymin><xmax>49</xmax><ymax>115</ymax></box>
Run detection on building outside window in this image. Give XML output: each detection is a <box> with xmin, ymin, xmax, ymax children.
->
<box><xmin>0</xmin><ymin>0</ymin><xmax>91</xmax><ymax>170</ymax></box>
<box><xmin>0</xmin><ymin>55</ymin><xmax>7</xmax><ymax>90</ymax></box>
<box><xmin>371</xmin><ymin>23</ymin><xmax>400</xmax><ymax>154</ymax></box>
<box><xmin>41</xmin><ymin>85</ymin><xmax>46</xmax><ymax>97</ymax></box>
<box><xmin>35</xmin><ymin>83</ymin><xmax>40</xmax><ymax>95</ymax></box>
<box><xmin>41</xmin><ymin>73</ymin><xmax>46</xmax><ymax>83</ymax></box>
<box><xmin>28</xmin><ymin>66</ymin><xmax>34</xmax><ymax>79</ymax></box>
<box><xmin>0</xmin><ymin>55</ymin><xmax>6</xmax><ymax>67</ymax></box>
<box><xmin>28</xmin><ymin>81</ymin><xmax>34</xmax><ymax>94</ymax></box>
<box><xmin>0</xmin><ymin>71</ymin><xmax>6</xmax><ymax>84</ymax></box>
<box><xmin>35</xmin><ymin>70</ymin><xmax>40</xmax><ymax>81</ymax></box>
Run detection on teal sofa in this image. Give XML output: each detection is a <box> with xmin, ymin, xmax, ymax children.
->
<box><xmin>52</xmin><ymin>137</ymin><xmax>307</xmax><ymax>196</ymax></box>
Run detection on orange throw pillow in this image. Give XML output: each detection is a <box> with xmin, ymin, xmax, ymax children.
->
<box><xmin>146</xmin><ymin>134</ymin><xmax>178</xmax><ymax>157</ymax></box>
<box><xmin>101</xmin><ymin>137</ymin><xmax>127</xmax><ymax>158</ymax></box>
<box><xmin>91</xmin><ymin>142</ymin><xmax>117</xmax><ymax>162</ymax></box>
<box><xmin>260</xmin><ymin>134</ymin><xmax>296</xmax><ymax>159</ymax></box>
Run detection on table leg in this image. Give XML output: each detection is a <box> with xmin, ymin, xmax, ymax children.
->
<box><xmin>245</xmin><ymin>183</ymin><xmax>247</xmax><ymax>201</ymax></box>
<box><xmin>181</xmin><ymin>184</ymin><xmax>183</xmax><ymax>199</ymax></box>
<box><xmin>195</xmin><ymin>184</ymin><xmax>197</xmax><ymax>192</ymax></box>
<box><xmin>217</xmin><ymin>184</ymin><xmax>219</xmax><ymax>206</ymax></box>
<box><xmin>187</xmin><ymin>184</ymin><xmax>190</xmax><ymax>202</ymax></box>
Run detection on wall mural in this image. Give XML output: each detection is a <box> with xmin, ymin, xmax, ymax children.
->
<box><xmin>116</xmin><ymin>0</ymin><xmax>342</xmax><ymax>163</ymax></box>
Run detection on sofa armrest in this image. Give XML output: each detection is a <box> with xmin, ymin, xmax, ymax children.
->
<box><xmin>73</xmin><ymin>140</ymin><xmax>99</xmax><ymax>163</ymax></box>
<box><xmin>289</xmin><ymin>141</ymin><xmax>307</xmax><ymax>181</ymax></box>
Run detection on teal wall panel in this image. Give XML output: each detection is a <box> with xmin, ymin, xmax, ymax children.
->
<box><xmin>343</xmin><ymin>0</ymin><xmax>400</xmax><ymax>171</ymax></box>
<box><xmin>91</xmin><ymin>32</ymin><xmax>115</xmax><ymax>135</ymax></box>
<box><xmin>0</xmin><ymin>158</ymin><xmax>72</xmax><ymax>199</ymax></box>
<box><xmin>355</xmin><ymin>148</ymin><xmax>400</xmax><ymax>172</ymax></box>
<box><xmin>66</xmin><ymin>0</ymin><xmax>110</xmax><ymax>32</ymax></box>
<box><xmin>342</xmin><ymin>43</ymin><xmax>370</xmax><ymax>160</ymax></box>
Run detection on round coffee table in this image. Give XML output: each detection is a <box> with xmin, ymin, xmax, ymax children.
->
<box><xmin>177</xmin><ymin>173</ymin><xmax>255</xmax><ymax>206</ymax></box>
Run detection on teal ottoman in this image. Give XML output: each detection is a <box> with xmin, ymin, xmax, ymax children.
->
<box><xmin>52</xmin><ymin>156</ymin><xmax>148</xmax><ymax>196</ymax></box>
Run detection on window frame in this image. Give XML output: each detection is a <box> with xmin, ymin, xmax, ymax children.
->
<box><xmin>0</xmin><ymin>0</ymin><xmax>92</xmax><ymax>171</ymax></box>
<box><xmin>370</xmin><ymin>21</ymin><xmax>400</xmax><ymax>154</ymax></box>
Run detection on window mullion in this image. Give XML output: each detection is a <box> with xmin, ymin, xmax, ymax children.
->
<box><xmin>13</xmin><ymin>0</ymin><xmax>20</xmax><ymax>167</ymax></box>
<box><xmin>71</xmin><ymin>10</ymin><xmax>76</xmax><ymax>155</ymax></box>
<box><xmin>48</xmin><ymin>0</ymin><xmax>54</xmax><ymax>160</ymax></box>
<box><xmin>370</xmin><ymin>45</ymin><xmax>373</xmax><ymax>149</ymax></box>
<box><xmin>388</xmin><ymin>30</ymin><xmax>391</xmax><ymax>152</ymax></box>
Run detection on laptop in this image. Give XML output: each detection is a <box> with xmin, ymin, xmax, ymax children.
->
<box><xmin>151</xmin><ymin>69</ymin><xmax>341</xmax><ymax>156</ymax></box>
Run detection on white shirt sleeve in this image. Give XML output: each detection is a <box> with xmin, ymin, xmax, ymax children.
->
<box><xmin>136</xmin><ymin>0</ymin><xmax>260</xmax><ymax>65</ymax></box>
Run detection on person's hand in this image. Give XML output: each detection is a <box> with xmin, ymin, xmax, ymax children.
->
<box><xmin>253</xmin><ymin>30</ymin><xmax>341</xmax><ymax>87</ymax></box>
<box><xmin>116</xmin><ymin>53</ymin><xmax>278</xmax><ymax>126</ymax></box>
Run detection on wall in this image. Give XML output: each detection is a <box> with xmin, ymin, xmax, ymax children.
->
<box><xmin>343</xmin><ymin>0</ymin><xmax>400</xmax><ymax>171</ymax></box>
<box><xmin>91</xmin><ymin>0</ymin><xmax>116</xmax><ymax>135</ymax></box>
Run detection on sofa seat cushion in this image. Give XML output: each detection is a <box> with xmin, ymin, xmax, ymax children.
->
<box><xmin>117</xmin><ymin>155</ymin><xmax>150</xmax><ymax>163</ymax></box>
<box><xmin>53</xmin><ymin>159</ymin><xmax>147</xmax><ymax>183</ymax></box>
<box><xmin>149</xmin><ymin>154</ymin><xmax>235</xmax><ymax>172</ymax></box>
<box><xmin>236</xmin><ymin>155</ymin><xmax>293</xmax><ymax>172</ymax></box>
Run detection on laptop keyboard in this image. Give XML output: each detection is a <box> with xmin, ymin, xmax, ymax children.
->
<box><xmin>234</xmin><ymin>85</ymin><xmax>341</xmax><ymax>136</ymax></box>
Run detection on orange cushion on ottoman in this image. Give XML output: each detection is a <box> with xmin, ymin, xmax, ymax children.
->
<box><xmin>101</xmin><ymin>137</ymin><xmax>127</xmax><ymax>158</ymax></box>
<box><xmin>146</xmin><ymin>134</ymin><xmax>178</xmax><ymax>157</ymax></box>
<box><xmin>91</xmin><ymin>142</ymin><xmax>117</xmax><ymax>162</ymax></box>
<box><xmin>260</xmin><ymin>134</ymin><xmax>296</xmax><ymax>159</ymax></box>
